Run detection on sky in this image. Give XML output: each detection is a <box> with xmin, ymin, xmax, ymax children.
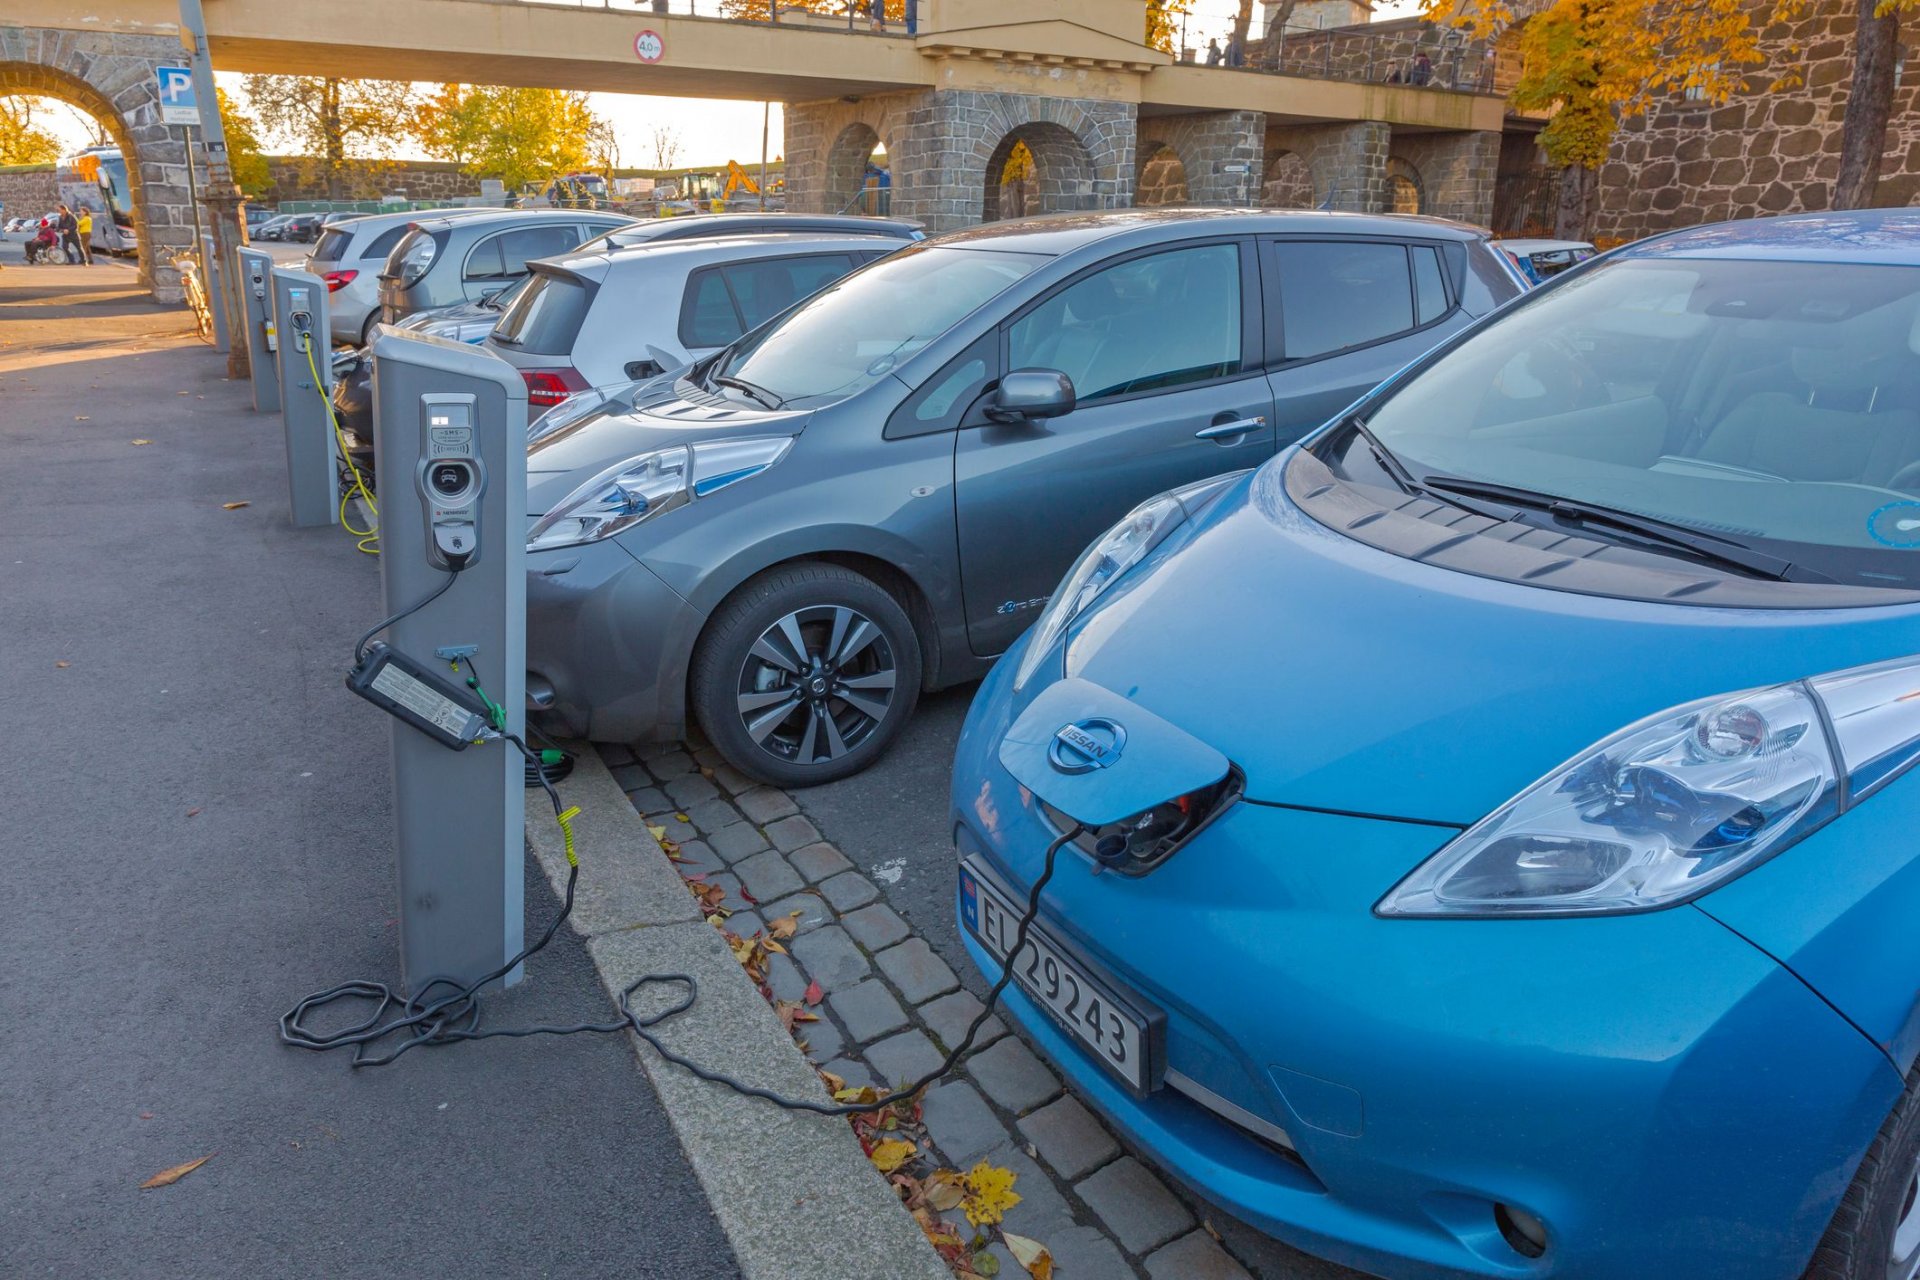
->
<box><xmin>18</xmin><ymin>1</ymin><xmax>1428</xmax><ymax>165</ymax></box>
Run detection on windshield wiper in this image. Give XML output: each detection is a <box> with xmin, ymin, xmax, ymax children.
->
<box><xmin>1342</xmin><ymin>415</ymin><xmax>1424</xmax><ymax>495</ymax></box>
<box><xmin>713</xmin><ymin>375</ymin><xmax>785</xmax><ymax>411</ymax></box>
<box><xmin>1421</xmin><ymin>475</ymin><xmax>1812</xmax><ymax>582</ymax></box>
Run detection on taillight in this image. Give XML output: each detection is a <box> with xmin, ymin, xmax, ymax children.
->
<box><xmin>521</xmin><ymin>367</ymin><xmax>588</xmax><ymax>408</ymax></box>
<box><xmin>323</xmin><ymin>269</ymin><xmax>358</xmax><ymax>293</ymax></box>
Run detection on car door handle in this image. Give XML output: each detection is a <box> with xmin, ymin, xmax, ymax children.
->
<box><xmin>1195</xmin><ymin>416</ymin><xmax>1265</xmax><ymax>441</ymax></box>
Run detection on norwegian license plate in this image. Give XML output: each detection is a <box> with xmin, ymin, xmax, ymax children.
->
<box><xmin>959</xmin><ymin>859</ymin><xmax>1155</xmax><ymax>1094</ymax></box>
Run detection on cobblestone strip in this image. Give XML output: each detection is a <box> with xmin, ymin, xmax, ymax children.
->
<box><xmin>604</xmin><ymin>739</ymin><xmax>1255</xmax><ymax>1280</ymax></box>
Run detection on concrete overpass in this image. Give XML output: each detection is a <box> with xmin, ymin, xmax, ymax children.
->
<box><xmin>0</xmin><ymin>0</ymin><xmax>1507</xmax><ymax>299</ymax></box>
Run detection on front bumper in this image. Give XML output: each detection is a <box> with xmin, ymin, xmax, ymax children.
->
<box><xmin>951</xmin><ymin>655</ymin><xmax>1899</xmax><ymax>1280</ymax></box>
<box><xmin>525</xmin><ymin>538</ymin><xmax>705</xmax><ymax>743</ymax></box>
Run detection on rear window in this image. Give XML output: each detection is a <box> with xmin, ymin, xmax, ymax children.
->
<box><xmin>493</xmin><ymin>270</ymin><xmax>597</xmax><ymax>356</ymax></box>
<box><xmin>362</xmin><ymin>225</ymin><xmax>412</xmax><ymax>261</ymax></box>
<box><xmin>464</xmin><ymin>225</ymin><xmax>584</xmax><ymax>283</ymax></box>
<box><xmin>678</xmin><ymin>253</ymin><xmax>859</xmax><ymax>349</ymax></box>
<box><xmin>312</xmin><ymin>228</ymin><xmax>354</xmax><ymax>262</ymax></box>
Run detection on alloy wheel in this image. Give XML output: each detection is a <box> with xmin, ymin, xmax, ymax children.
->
<box><xmin>733</xmin><ymin>604</ymin><xmax>899</xmax><ymax>768</ymax></box>
<box><xmin>1894</xmin><ymin>1147</ymin><xmax>1920</xmax><ymax>1280</ymax></box>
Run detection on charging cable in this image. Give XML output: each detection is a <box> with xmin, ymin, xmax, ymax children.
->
<box><xmin>303</xmin><ymin>340</ymin><xmax>379</xmax><ymax>556</ymax></box>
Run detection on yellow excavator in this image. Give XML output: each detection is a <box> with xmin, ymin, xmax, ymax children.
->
<box><xmin>714</xmin><ymin>160</ymin><xmax>782</xmax><ymax>212</ymax></box>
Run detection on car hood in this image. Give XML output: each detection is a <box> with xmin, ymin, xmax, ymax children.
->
<box><xmin>525</xmin><ymin>382</ymin><xmax>809</xmax><ymax>515</ymax></box>
<box><xmin>1061</xmin><ymin>454</ymin><xmax>1920</xmax><ymax>826</ymax></box>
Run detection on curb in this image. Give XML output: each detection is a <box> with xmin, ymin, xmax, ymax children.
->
<box><xmin>524</xmin><ymin>745</ymin><xmax>951</xmax><ymax>1280</ymax></box>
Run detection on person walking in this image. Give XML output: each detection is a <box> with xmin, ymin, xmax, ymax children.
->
<box><xmin>56</xmin><ymin>205</ymin><xmax>82</xmax><ymax>264</ymax></box>
<box><xmin>1205</xmin><ymin>37</ymin><xmax>1222</xmax><ymax>66</ymax></box>
<box><xmin>868</xmin><ymin>0</ymin><xmax>886</xmax><ymax>32</ymax></box>
<box><xmin>74</xmin><ymin>208</ymin><xmax>94</xmax><ymax>265</ymax></box>
<box><xmin>1409</xmin><ymin>51</ymin><xmax>1433</xmax><ymax>85</ymax></box>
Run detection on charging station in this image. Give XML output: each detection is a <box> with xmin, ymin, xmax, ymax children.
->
<box><xmin>202</xmin><ymin>232</ymin><xmax>231</xmax><ymax>354</ymax></box>
<box><xmin>367</xmin><ymin>330</ymin><xmax>529</xmax><ymax>995</ymax></box>
<box><xmin>236</xmin><ymin>247</ymin><xmax>279</xmax><ymax>413</ymax></box>
<box><xmin>271</xmin><ymin>266</ymin><xmax>339</xmax><ymax>528</ymax></box>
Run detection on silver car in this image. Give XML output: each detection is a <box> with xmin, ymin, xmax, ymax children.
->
<box><xmin>378</xmin><ymin>209</ymin><xmax>635</xmax><ymax>325</ymax></box>
<box><xmin>487</xmin><ymin>232</ymin><xmax>902</xmax><ymax>410</ymax></box>
<box><xmin>309</xmin><ymin>208</ymin><xmax>494</xmax><ymax>345</ymax></box>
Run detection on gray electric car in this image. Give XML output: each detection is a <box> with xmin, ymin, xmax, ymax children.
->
<box><xmin>378</xmin><ymin>208</ymin><xmax>636</xmax><ymax>325</ymax></box>
<box><xmin>525</xmin><ymin>208</ymin><xmax>1525</xmax><ymax>785</ymax></box>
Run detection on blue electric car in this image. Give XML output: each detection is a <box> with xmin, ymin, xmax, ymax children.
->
<box><xmin>951</xmin><ymin>210</ymin><xmax>1920</xmax><ymax>1280</ymax></box>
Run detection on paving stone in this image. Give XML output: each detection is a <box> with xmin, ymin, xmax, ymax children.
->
<box><xmin>874</xmin><ymin>938</ymin><xmax>959</xmax><ymax>1004</ymax></box>
<box><xmin>1043</xmin><ymin>1225</ymin><xmax>1136</xmax><ymax>1280</ymax></box>
<box><xmin>822</xmin><ymin>1057</ymin><xmax>878</xmax><ymax>1090</ymax></box>
<box><xmin>668</xmin><ymin>838</ymin><xmax>725</xmax><ymax>878</ymax></box>
<box><xmin>761</xmin><ymin>891</ymin><xmax>833</xmax><ymax>935</ymax></box>
<box><xmin>829</xmin><ymin>979</ymin><xmax>909</xmax><ymax>1043</ymax></box>
<box><xmin>680</xmin><ymin>797</ymin><xmax>744</xmax><ymax>835</ymax></box>
<box><xmin>637</xmin><ymin>740</ymin><xmax>684</xmax><ymax>762</ymax></box>
<box><xmin>800</xmin><ymin>1014</ymin><xmax>845</xmax><ymax>1064</ymax></box>
<box><xmin>863</xmin><ymin>1029</ymin><xmax>946</xmax><ymax>1087</ymax></box>
<box><xmin>764</xmin><ymin>952</ymin><xmax>808</xmax><ymax>1002</ymax></box>
<box><xmin>765</xmin><ymin>813</ymin><xmax>822</xmax><ymax>853</ymax></box>
<box><xmin>1145</xmin><ymin>1231</ymin><xmax>1255</xmax><ymax>1280</ymax></box>
<box><xmin>920</xmin><ymin>1081</ymin><xmax>1013</xmax><ymax>1167</ymax></box>
<box><xmin>598</xmin><ymin>743</ymin><xmax>636</xmax><ymax>767</ymax></box>
<box><xmin>712</xmin><ymin>763</ymin><xmax>756</xmax><ymax>796</ymax></box>
<box><xmin>790</xmin><ymin>841</ymin><xmax>855</xmax><ymax>884</ymax></box>
<box><xmin>664</xmin><ymin>772</ymin><xmax>720</xmax><ymax>808</ymax></box>
<box><xmin>966</xmin><ymin>1035</ymin><xmax>1060</xmax><ymax>1115</ymax></box>
<box><xmin>736</xmin><ymin>786</ymin><xmax>799</xmax><ymax>824</ymax></box>
<box><xmin>841</xmin><ymin>902</ymin><xmax>910</xmax><ymax>953</ymax></box>
<box><xmin>790</xmin><ymin>925</ymin><xmax>870</xmax><ymax>993</ymax></box>
<box><xmin>735</xmin><ymin>849</ymin><xmax>804</xmax><ymax>902</ymax></box>
<box><xmin>646</xmin><ymin>748</ymin><xmax>698</xmax><ymax>781</ymax></box>
<box><xmin>818</xmin><ymin>871</ymin><xmax>880</xmax><ymax>912</ymax></box>
<box><xmin>723</xmin><ymin>908</ymin><xmax>763</xmax><ymax>937</ymax></box>
<box><xmin>1077</xmin><ymin>1157</ymin><xmax>1195</xmax><ymax>1255</ymax></box>
<box><xmin>979</xmin><ymin>1144</ymin><xmax>1074</xmax><ymax>1240</ymax></box>
<box><xmin>625</xmin><ymin>786</ymin><xmax>671</xmax><ymax>817</ymax></box>
<box><xmin>608</xmin><ymin>763</ymin><xmax>650</xmax><ymax>791</ymax></box>
<box><xmin>919</xmin><ymin>989</ymin><xmax>1006</xmax><ymax>1053</ymax></box>
<box><xmin>690</xmin><ymin>745</ymin><xmax>725</xmax><ymax>769</ymax></box>
<box><xmin>708</xmin><ymin>822</ymin><xmax>771</xmax><ymax>863</ymax></box>
<box><xmin>1019</xmin><ymin>1095</ymin><xmax>1119</xmax><ymax>1181</ymax></box>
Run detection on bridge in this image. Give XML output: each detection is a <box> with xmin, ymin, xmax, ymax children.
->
<box><xmin>0</xmin><ymin>0</ymin><xmax>1509</xmax><ymax>300</ymax></box>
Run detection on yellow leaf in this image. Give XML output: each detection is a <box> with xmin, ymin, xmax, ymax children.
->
<box><xmin>647</xmin><ymin>824</ymin><xmax>667</xmax><ymax>842</ymax></box>
<box><xmin>221</xmin><ymin>501</ymin><xmax>249</xmax><ymax>510</ymax></box>
<box><xmin>762</xmin><ymin>936</ymin><xmax>787</xmax><ymax>956</ymax></box>
<box><xmin>130</xmin><ymin>439</ymin><xmax>152</xmax><ymax>446</ymax></box>
<box><xmin>54</xmin><ymin>660</ymin><xmax>69</xmax><ymax>669</ymax></box>
<box><xmin>140</xmin><ymin>1153</ymin><xmax>214</xmax><ymax>1189</ymax></box>
<box><xmin>1002</xmin><ymin>1232</ymin><xmax>1052</xmax><ymax>1279</ymax></box>
<box><xmin>868</xmin><ymin>1138</ymin><xmax>918</xmax><ymax>1173</ymax></box>
<box><xmin>924</xmin><ymin>1168</ymin><xmax>966</xmax><ymax>1212</ymax></box>
<box><xmin>768</xmin><ymin>909</ymin><xmax>802</xmax><ymax>940</ymax></box>
<box><xmin>961</xmin><ymin>1160</ymin><xmax>1021</xmax><ymax>1227</ymax></box>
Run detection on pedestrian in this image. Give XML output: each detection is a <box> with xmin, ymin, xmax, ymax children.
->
<box><xmin>1206</xmin><ymin>37</ymin><xmax>1222</xmax><ymax>66</ymax></box>
<box><xmin>1410</xmin><ymin>51</ymin><xmax>1433</xmax><ymax>85</ymax></box>
<box><xmin>869</xmin><ymin>0</ymin><xmax>885</xmax><ymax>33</ymax></box>
<box><xmin>57</xmin><ymin>204</ymin><xmax>81</xmax><ymax>264</ymax></box>
<box><xmin>74</xmin><ymin>207</ymin><xmax>94</xmax><ymax>265</ymax></box>
<box><xmin>904</xmin><ymin>0</ymin><xmax>916</xmax><ymax>35</ymax></box>
<box><xmin>1226</xmin><ymin>34</ymin><xmax>1245</xmax><ymax>67</ymax></box>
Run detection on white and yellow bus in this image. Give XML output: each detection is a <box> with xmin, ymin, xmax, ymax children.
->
<box><xmin>55</xmin><ymin>145</ymin><xmax>138</xmax><ymax>258</ymax></box>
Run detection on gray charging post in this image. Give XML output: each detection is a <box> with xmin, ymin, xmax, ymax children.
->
<box><xmin>370</xmin><ymin>330</ymin><xmax>529</xmax><ymax>994</ymax></box>
<box><xmin>271</xmin><ymin>266</ymin><xmax>338</xmax><ymax>528</ymax></box>
<box><xmin>237</xmin><ymin>247</ymin><xmax>279</xmax><ymax>413</ymax></box>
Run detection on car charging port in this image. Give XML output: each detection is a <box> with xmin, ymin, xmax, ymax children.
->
<box><xmin>1048</xmin><ymin>765</ymin><xmax>1245</xmax><ymax>877</ymax></box>
<box><xmin>1495</xmin><ymin>1203</ymin><xmax>1548</xmax><ymax>1259</ymax></box>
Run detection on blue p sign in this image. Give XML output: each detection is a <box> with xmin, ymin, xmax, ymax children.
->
<box><xmin>154</xmin><ymin>65</ymin><xmax>201</xmax><ymax>126</ymax></box>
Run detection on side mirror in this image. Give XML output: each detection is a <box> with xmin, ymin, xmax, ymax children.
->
<box><xmin>985</xmin><ymin>368</ymin><xmax>1076</xmax><ymax>424</ymax></box>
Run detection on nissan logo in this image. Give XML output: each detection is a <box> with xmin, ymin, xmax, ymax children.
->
<box><xmin>1048</xmin><ymin>719</ymin><xmax>1127</xmax><ymax>774</ymax></box>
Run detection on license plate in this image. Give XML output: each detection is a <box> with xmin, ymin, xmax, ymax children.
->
<box><xmin>959</xmin><ymin>859</ymin><xmax>1156</xmax><ymax>1094</ymax></box>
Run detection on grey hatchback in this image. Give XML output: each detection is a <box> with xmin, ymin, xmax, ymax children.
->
<box><xmin>525</xmin><ymin>209</ymin><xmax>1524</xmax><ymax>785</ymax></box>
<box><xmin>379</xmin><ymin>208</ymin><xmax>635</xmax><ymax>324</ymax></box>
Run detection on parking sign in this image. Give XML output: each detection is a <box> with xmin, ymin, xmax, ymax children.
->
<box><xmin>155</xmin><ymin>66</ymin><xmax>202</xmax><ymax>127</ymax></box>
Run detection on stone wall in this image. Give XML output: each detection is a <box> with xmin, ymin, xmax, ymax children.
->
<box><xmin>0</xmin><ymin>167</ymin><xmax>59</xmax><ymax>215</ymax></box>
<box><xmin>259</xmin><ymin>157</ymin><xmax>485</xmax><ymax>203</ymax></box>
<box><xmin>1595</xmin><ymin>0</ymin><xmax>1920</xmax><ymax>240</ymax></box>
<box><xmin>1255</xmin><ymin>15</ymin><xmax>1499</xmax><ymax>92</ymax></box>
<box><xmin>1136</xmin><ymin>111</ymin><xmax>1264</xmax><ymax>206</ymax></box>
<box><xmin>1389</xmin><ymin>128</ymin><xmax>1500</xmax><ymax>223</ymax></box>
<box><xmin>1264</xmin><ymin>120</ymin><xmax>1389</xmax><ymax>212</ymax></box>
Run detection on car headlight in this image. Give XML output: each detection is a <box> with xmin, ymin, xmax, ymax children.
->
<box><xmin>525</xmin><ymin>437</ymin><xmax>792</xmax><ymax>552</ymax></box>
<box><xmin>1377</xmin><ymin>656</ymin><xmax>1920</xmax><ymax>917</ymax></box>
<box><xmin>1011</xmin><ymin>472</ymin><xmax>1244</xmax><ymax>693</ymax></box>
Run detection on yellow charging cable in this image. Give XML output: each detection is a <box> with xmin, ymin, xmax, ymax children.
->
<box><xmin>304</xmin><ymin>339</ymin><xmax>381</xmax><ymax>556</ymax></box>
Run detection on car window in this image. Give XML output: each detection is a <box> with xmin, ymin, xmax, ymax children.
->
<box><xmin>1008</xmin><ymin>243</ymin><xmax>1243</xmax><ymax>401</ymax></box>
<box><xmin>465</xmin><ymin>225</ymin><xmax>582</xmax><ymax>282</ymax></box>
<box><xmin>1274</xmin><ymin>241</ymin><xmax>1419</xmax><ymax>360</ymax></box>
<box><xmin>1413</xmin><ymin>245</ymin><xmax>1450</xmax><ymax>326</ymax></box>
<box><xmin>682</xmin><ymin>270</ymin><xmax>741</xmax><ymax>347</ymax></box>
<box><xmin>363</xmin><ymin>225</ymin><xmax>412</xmax><ymax>261</ymax></box>
<box><xmin>312</xmin><ymin>228</ymin><xmax>353</xmax><ymax>262</ymax></box>
<box><xmin>493</xmin><ymin>271</ymin><xmax>597</xmax><ymax>356</ymax></box>
<box><xmin>678</xmin><ymin>254</ymin><xmax>857</xmax><ymax>349</ymax></box>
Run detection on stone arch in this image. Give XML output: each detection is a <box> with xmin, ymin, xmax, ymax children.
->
<box><xmin>1261</xmin><ymin>149</ymin><xmax>1316</xmax><ymax>209</ymax></box>
<box><xmin>1386</xmin><ymin>156</ymin><xmax>1424</xmax><ymax>214</ymax></box>
<box><xmin>0</xmin><ymin>31</ymin><xmax>194</xmax><ymax>302</ymax></box>
<box><xmin>827</xmin><ymin>122</ymin><xmax>887</xmax><ymax>215</ymax></box>
<box><xmin>1134</xmin><ymin>140</ymin><xmax>1190</xmax><ymax>207</ymax></box>
<box><xmin>980</xmin><ymin>120</ymin><xmax>1097</xmax><ymax>223</ymax></box>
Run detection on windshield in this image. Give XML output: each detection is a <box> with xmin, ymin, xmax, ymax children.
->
<box><xmin>1342</xmin><ymin>257</ymin><xmax>1920</xmax><ymax>590</ymax></box>
<box><xmin>712</xmin><ymin>246</ymin><xmax>1043</xmax><ymax>408</ymax></box>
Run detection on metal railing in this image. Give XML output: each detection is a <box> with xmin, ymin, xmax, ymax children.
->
<box><xmin>508</xmin><ymin>0</ymin><xmax>919</xmax><ymax>34</ymax></box>
<box><xmin>1169</xmin><ymin>4</ymin><xmax>1499</xmax><ymax>96</ymax></box>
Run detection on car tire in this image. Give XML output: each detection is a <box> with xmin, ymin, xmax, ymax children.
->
<box><xmin>1803</xmin><ymin>1062</ymin><xmax>1920</xmax><ymax>1280</ymax></box>
<box><xmin>691</xmin><ymin>562</ymin><xmax>922</xmax><ymax>789</ymax></box>
<box><xmin>360</xmin><ymin>312</ymin><xmax>379</xmax><ymax>347</ymax></box>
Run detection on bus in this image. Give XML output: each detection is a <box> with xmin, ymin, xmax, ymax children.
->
<box><xmin>55</xmin><ymin>146</ymin><xmax>138</xmax><ymax>258</ymax></box>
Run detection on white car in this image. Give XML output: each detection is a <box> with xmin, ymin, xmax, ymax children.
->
<box><xmin>1498</xmin><ymin>237</ymin><xmax>1598</xmax><ymax>285</ymax></box>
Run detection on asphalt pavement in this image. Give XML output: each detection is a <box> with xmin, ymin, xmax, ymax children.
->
<box><xmin>0</xmin><ymin>248</ymin><xmax>738</xmax><ymax>1279</ymax></box>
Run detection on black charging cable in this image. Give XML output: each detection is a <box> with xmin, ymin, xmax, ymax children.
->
<box><xmin>353</xmin><ymin>566</ymin><xmax>461</xmax><ymax>665</ymax></box>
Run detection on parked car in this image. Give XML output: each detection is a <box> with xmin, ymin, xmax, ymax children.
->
<box><xmin>309</xmin><ymin>208</ymin><xmax>495</xmax><ymax>345</ymax></box>
<box><xmin>522</xmin><ymin>208</ymin><xmax>1522</xmax><ymax>784</ymax></box>
<box><xmin>256</xmin><ymin>214</ymin><xmax>295</xmax><ymax>242</ymax></box>
<box><xmin>487</xmin><ymin>231</ymin><xmax>903</xmax><ymax>409</ymax></box>
<box><xmin>947</xmin><ymin>208</ymin><xmax>1920</xmax><ymax>1280</ymax></box>
<box><xmin>280</xmin><ymin>213</ymin><xmax>324</xmax><ymax>244</ymax></box>
<box><xmin>1498</xmin><ymin>236</ymin><xmax>1597</xmax><ymax>284</ymax></box>
<box><xmin>377</xmin><ymin>208</ymin><xmax>635</xmax><ymax>325</ymax></box>
<box><xmin>581</xmin><ymin>212</ymin><xmax>925</xmax><ymax>254</ymax></box>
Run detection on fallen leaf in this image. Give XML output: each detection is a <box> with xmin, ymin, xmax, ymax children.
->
<box><xmin>177</xmin><ymin>390</ymin><xmax>190</xmax><ymax>396</ymax></box>
<box><xmin>804</xmin><ymin>978</ymin><xmax>824</xmax><ymax>1006</ymax></box>
<box><xmin>924</xmin><ymin>1169</ymin><xmax>966</xmax><ymax>1212</ymax></box>
<box><xmin>74</xmin><ymin>415</ymin><xmax>89</xmax><ymax>421</ymax></box>
<box><xmin>130</xmin><ymin>438</ymin><xmax>152</xmax><ymax>446</ymax></box>
<box><xmin>140</xmin><ymin>1153</ymin><xmax>214</xmax><ymax>1189</ymax></box>
<box><xmin>960</xmin><ymin>1160</ymin><xmax>1021</xmax><ymax>1227</ymax></box>
<box><xmin>973</xmin><ymin>1247</ymin><xmax>1002</xmax><ymax>1277</ymax></box>
<box><xmin>768</xmin><ymin>909</ymin><xmax>802</xmax><ymax>940</ymax></box>
<box><xmin>700</xmin><ymin>766</ymin><xmax>715</xmax><ymax>778</ymax></box>
<box><xmin>1002</xmin><ymin>1232</ymin><xmax>1051</xmax><ymax>1279</ymax></box>
<box><xmin>818</xmin><ymin>1069</ymin><xmax>846</xmax><ymax>1093</ymax></box>
<box><xmin>762</xmin><ymin>936</ymin><xmax>786</xmax><ymax>956</ymax></box>
<box><xmin>221</xmin><ymin>501</ymin><xmax>249</xmax><ymax>510</ymax></box>
<box><xmin>739</xmin><ymin>887</ymin><xmax>759</xmax><ymax>905</ymax></box>
<box><xmin>186</xmin><ymin>808</ymin><xmax>201</xmax><ymax>818</ymax></box>
<box><xmin>647</xmin><ymin>824</ymin><xmax>667</xmax><ymax>842</ymax></box>
<box><xmin>868</xmin><ymin>1138</ymin><xmax>918</xmax><ymax>1173</ymax></box>
<box><xmin>54</xmin><ymin>660</ymin><xmax>69</xmax><ymax>669</ymax></box>
<box><xmin>138</xmin><ymin>1112</ymin><xmax>155</xmax><ymax>1120</ymax></box>
<box><xmin>675</xmin><ymin>812</ymin><xmax>690</xmax><ymax>823</ymax></box>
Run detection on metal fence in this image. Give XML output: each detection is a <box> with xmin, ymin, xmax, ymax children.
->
<box><xmin>1167</xmin><ymin>3</ymin><xmax>1500</xmax><ymax>95</ymax></box>
<box><xmin>511</xmin><ymin>0</ymin><xmax>918</xmax><ymax>33</ymax></box>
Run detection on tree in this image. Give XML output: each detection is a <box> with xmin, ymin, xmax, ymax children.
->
<box><xmin>1145</xmin><ymin>0</ymin><xmax>1192</xmax><ymax>52</ymax></box>
<box><xmin>1426</xmin><ymin>0</ymin><xmax>1778</xmax><ymax>238</ymax></box>
<box><xmin>1828</xmin><ymin>0</ymin><xmax>1920</xmax><ymax>209</ymax></box>
<box><xmin>721</xmin><ymin>0</ymin><xmax>904</xmax><ymax>21</ymax></box>
<box><xmin>412</xmin><ymin>83</ymin><xmax>491</xmax><ymax>170</ymax></box>
<box><xmin>239</xmin><ymin>75</ymin><xmax>417</xmax><ymax>197</ymax></box>
<box><xmin>648</xmin><ymin>123</ymin><xmax>684</xmax><ymax>171</ymax></box>
<box><xmin>459</xmin><ymin>87</ymin><xmax>600</xmax><ymax>192</ymax></box>
<box><xmin>0</xmin><ymin>97</ymin><xmax>64</xmax><ymax>166</ymax></box>
<box><xmin>216</xmin><ymin>88</ymin><xmax>271</xmax><ymax>197</ymax></box>
<box><xmin>587</xmin><ymin>117</ymin><xmax>621</xmax><ymax>178</ymax></box>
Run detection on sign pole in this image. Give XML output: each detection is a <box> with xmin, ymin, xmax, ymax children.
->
<box><xmin>175</xmin><ymin>0</ymin><xmax>251</xmax><ymax>381</ymax></box>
